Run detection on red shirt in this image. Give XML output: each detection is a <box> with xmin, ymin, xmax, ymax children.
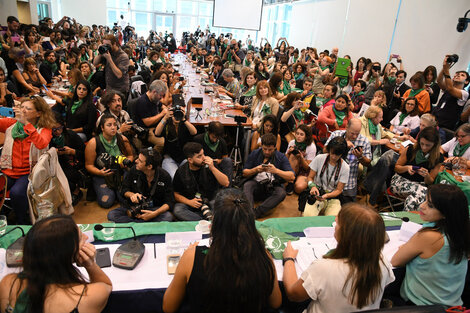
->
<box><xmin>0</xmin><ymin>118</ymin><xmax>52</xmax><ymax>178</ymax></box>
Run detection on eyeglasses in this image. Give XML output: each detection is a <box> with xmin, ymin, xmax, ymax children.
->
<box><xmin>52</xmin><ymin>126</ymin><xmax>64</xmax><ymax>132</ymax></box>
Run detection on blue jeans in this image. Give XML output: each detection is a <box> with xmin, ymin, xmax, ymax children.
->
<box><xmin>6</xmin><ymin>175</ymin><xmax>30</xmax><ymax>224</ymax></box>
<box><xmin>107</xmin><ymin>206</ymin><xmax>173</xmax><ymax>223</ymax></box>
<box><xmin>92</xmin><ymin>176</ymin><xmax>117</xmax><ymax>209</ymax></box>
<box><xmin>162</xmin><ymin>156</ymin><xmax>186</xmax><ymax>179</ymax></box>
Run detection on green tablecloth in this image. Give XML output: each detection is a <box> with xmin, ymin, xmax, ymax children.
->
<box><xmin>0</xmin><ymin>212</ymin><xmax>420</xmax><ymax>249</ymax></box>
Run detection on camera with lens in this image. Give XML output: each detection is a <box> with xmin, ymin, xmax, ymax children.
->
<box><xmin>127</xmin><ymin>198</ymin><xmax>153</xmax><ymax>218</ymax></box>
<box><xmin>259</xmin><ymin>177</ymin><xmax>275</xmax><ymax>194</ymax></box>
<box><xmin>372</xmin><ymin>65</ymin><xmax>381</xmax><ymax>72</ymax></box>
<box><xmin>195</xmin><ymin>193</ymin><xmax>212</xmax><ymax>221</ymax></box>
<box><xmin>96</xmin><ymin>153</ymin><xmax>133</xmax><ymax>170</ymax></box>
<box><xmin>446</xmin><ymin>54</ymin><xmax>459</xmax><ymax>64</ymax></box>
<box><xmin>98</xmin><ymin>44</ymin><xmax>111</xmax><ymax>54</ymax></box>
<box><xmin>306</xmin><ymin>186</ymin><xmax>326</xmax><ymax>205</ymax></box>
<box><xmin>170</xmin><ymin>105</ymin><xmax>185</xmax><ymax>121</ymax></box>
<box><xmin>126</xmin><ymin>119</ymin><xmax>147</xmax><ymax>139</ymax></box>
<box><xmin>291</xmin><ymin>148</ymin><xmax>300</xmax><ymax>156</ymax></box>
<box><xmin>230</xmin><ymin>44</ymin><xmax>236</xmax><ymax>50</ymax></box>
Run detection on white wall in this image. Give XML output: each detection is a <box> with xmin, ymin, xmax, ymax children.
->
<box><xmin>0</xmin><ymin>0</ymin><xmax>18</xmax><ymax>25</ymax></box>
<box><xmin>60</xmin><ymin>0</ymin><xmax>106</xmax><ymax>27</ymax></box>
<box><xmin>289</xmin><ymin>0</ymin><xmax>470</xmax><ymax>78</ymax></box>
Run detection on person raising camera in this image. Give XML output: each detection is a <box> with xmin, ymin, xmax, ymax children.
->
<box><xmin>108</xmin><ymin>148</ymin><xmax>173</xmax><ymax>223</ymax></box>
<box><xmin>172</xmin><ymin>142</ymin><xmax>229</xmax><ymax>221</ymax></box>
<box><xmin>93</xmin><ymin>34</ymin><xmax>129</xmax><ymax>95</ymax></box>
<box><xmin>85</xmin><ymin>113</ymin><xmax>134</xmax><ymax>208</ymax></box>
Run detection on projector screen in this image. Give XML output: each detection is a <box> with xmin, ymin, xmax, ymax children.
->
<box><xmin>212</xmin><ymin>0</ymin><xmax>263</xmax><ymax>31</ymax></box>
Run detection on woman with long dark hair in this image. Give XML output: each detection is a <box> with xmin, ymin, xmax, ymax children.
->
<box><xmin>392</xmin><ymin>184</ymin><xmax>470</xmax><ymax>306</ymax></box>
<box><xmin>163</xmin><ymin>188</ymin><xmax>282</xmax><ymax>313</ymax></box>
<box><xmin>251</xmin><ymin>114</ymin><xmax>281</xmax><ymax>151</ymax></box>
<box><xmin>391</xmin><ymin>126</ymin><xmax>443</xmax><ymax>211</ymax></box>
<box><xmin>0</xmin><ymin>215</ymin><xmax>112</xmax><ymax>312</ymax></box>
<box><xmin>423</xmin><ymin>65</ymin><xmax>440</xmax><ymax>105</ymax></box>
<box><xmin>283</xmin><ymin>203</ymin><xmax>394</xmax><ymax>312</ymax></box>
<box><xmin>64</xmin><ymin>80</ymin><xmax>97</xmax><ymax>141</ymax></box>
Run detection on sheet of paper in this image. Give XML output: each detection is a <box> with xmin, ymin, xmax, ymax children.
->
<box><xmin>399</xmin><ymin>221</ymin><xmax>422</xmax><ymax>242</ymax></box>
<box><xmin>401</xmin><ymin>140</ymin><xmax>413</xmax><ymax>147</ymax></box>
<box><xmin>303</xmin><ymin>227</ymin><xmax>334</xmax><ymax>238</ymax></box>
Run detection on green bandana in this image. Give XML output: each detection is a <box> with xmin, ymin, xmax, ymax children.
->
<box><xmin>51</xmin><ymin>134</ymin><xmax>65</xmax><ymax>147</ymax></box>
<box><xmin>295</xmin><ymin>109</ymin><xmax>308</xmax><ymax>123</ymax></box>
<box><xmin>44</xmin><ymin>60</ymin><xmax>58</xmax><ymax>74</ymax></box>
<box><xmin>243</xmin><ymin>85</ymin><xmax>256</xmax><ymax>97</ymax></box>
<box><xmin>398</xmin><ymin>113</ymin><xmax>408</xmax><ymax>125</ymax></box>
<box><xmin>315</xmin><ymin>97</ymin><xmax>326</xmax><ymax>108</ymax></box>
<box><xmin>295</xmin><ymin>139</ymin><xmax>307</xmax><ymax>151</ymax></box>
<box><xmin>204</xmin><ymin>132</ymin><xmax>219</xmax><ymax>153</ymax></box>
<box><xmin>368</xmin><ymin>119</ymin><xmax>378</xmax><ymax>135</ymax></box>
<box><xmin>70</xmin><ymin>99</ymin><xmax>83</xmax><ymax>114</ymax></box>
<box><xmin>388</xmin><ymin>76</ymin><xmax>397</xmax><ymax>84</ymax></box>
<box><xmin>453</xmin><ymin>142</ymin><xmax>470</xmax><ymax>157</ymax></box>
<box><xmin>320</xmin><ymin>65</ymin><xmax>328</xmax><ymax>71</ymax></box>
<box><xmin>11</xmin><ymin>122</ymin><xmax>29</xmax><ymax>140</ymax></box>
<box><xmin>99</xmin><ymin>133</ymin><xmax>120</xmax><ymax>157</ymax></box>
<box><xmin>409</xmin><ymin>88</ymin><xmax>424</xmax><ymax>98</ymax></box>
<box><xmin>261</xmin><ymin>103</ymin><xmax>271</xmax><ymax>115</ymax></box>
<box><xmin>86</xmin><ymin>73</ymin><xmax>92</xmax><ymax>82</ymax></box>
<box><xmin>294</xmin><ymin>73</ymin><xmax>304</xmax><ymax>81</ymax></box>
<box><xmin>415</xmin><ymin>150</ymin><xmax>429</xmax><ymax>165</ymax></box>
<box><xmin>339</xmin><ymin>77</ymin><xmax>348</xmax><ymax>88</ymax></box>
<box><xmin>160</xmin><ymin>56</ymin><xmax>165</xmax><ymax>63</ymax></box>
<box><xmin>244</xmin><ymin>59</ymin><xmax>251</xmax><ymax>67</ymax></box>
<box><xmin>227</xmin><ymin>52</ymin><xmax>232</xmax><ymax>63</ymax></box>
<box><xmin>80</xmin><ymin>54</ymin><xmax>88</xmax><ymax>62</ymax></box>
<box><xmin>282</xmin><ymin>79</ymin><xmax>291</xmax><ymax>95</ymax></box>
<box><xmin>332</xmin><ymin>106</ymin><xmax>346</xmax><ymax>126</ymax></box>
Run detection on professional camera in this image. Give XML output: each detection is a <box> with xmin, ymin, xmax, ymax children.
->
<box><xmin>195</xmin><ymin>193</ymin><xmax>212</xmax><ymax>221</ymax></box>
<box><xmin>127</xmin><ymin>198</ymin><xmax>153</xmax><ymax>218</ymax></box>
<box><xmin>372</xmin><ymin>65</ymin><xmax>381</xmax><ymax>72</ymax></box>
<box><xmin>446</xmin><ymin>54</ymin><xmax>459</xmax><ymax>64</ymax></box>
<box><xmin>170</xmin><ymin>105</ymin><xmax>185</xmax><ymax>121</ymax></box>
<box><xmin>96</xmin><ymin>153</ymin><xmax>133</xmax><ymax>170</ymax></box>
<box><xmin>126</xmin><ymin>119</ymin><xmax>147</xmax><ymax>138</ymax></box>
<box><xmin>98</xmin><ymin>44</ymin><xmax>111</xmax><ymax>54</ymax></box>
<box><xmin>226</xmin><ymin>114</ymin><xmax>247</xmax><ymax>124</ymax></box>
<box><xmin>230</xmin><ymin>44</ymin><xmax>236</xmax><ymax>50</ymax></box>
<box><xmin>259</xmin><ymin>177</ymin><xmax>275</xmax><ymax>194</ymax></box>
<box><xmin>306</xmin><ymin>186</ymin><xmax>326</xmax><ymax>205</ymax></box>
<box><xmin>291</xmin><ymin>148</ymin><xmax>300</xmax><ymax>156</ymax></box>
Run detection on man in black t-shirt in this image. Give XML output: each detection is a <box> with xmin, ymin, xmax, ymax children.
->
<box><xmin>172</xmin><ymin>142</ymin><xmax>229</xmax><ymax>221</ymax></box>
<box><xmin>133</xmin><ymin>80</ymin><xmax>168</xmax><ymax>150</ymax></box>
<box><xmin>194</xmin><ymin>121</ymin><xmax>233</xmax><ymax>183</ymax></box>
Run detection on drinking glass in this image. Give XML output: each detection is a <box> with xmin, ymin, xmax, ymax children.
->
<box><xmin>0</xmin><ymin>215</ymin><xmax>7</xmax><ymax>235</ymax></box>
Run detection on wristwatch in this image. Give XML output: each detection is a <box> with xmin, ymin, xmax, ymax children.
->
<box><xmin>282</xmin><ymin>257</ymin><xmax>296</xmax><ymax>265</ymax></box>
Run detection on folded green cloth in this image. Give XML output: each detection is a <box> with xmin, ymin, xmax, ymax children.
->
<box><xmin>257</xmin><ymin>224</ymin><xmax>299</xmax><ymax>259</ymax></box>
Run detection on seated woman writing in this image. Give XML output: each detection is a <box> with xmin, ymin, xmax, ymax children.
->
<box><xmin>85</xmin><ymin>113</ymin><xmax>134</xmax><ymax>209</ymax></box>
<box><xmin>390</xmin><ymin>126</ymin><xmax>443</xmax><ymax>212</ymax></box>
<box><xmin>391</xmin><ymin>184</ymin><xmax>470</xmax><ymax>306</ymax></box>
<box><xmin>0</xmin><ymin>96</ymin><xmax>55</xmax><ymax>224</ymax></box>
<box><xmin>0</xmin><ymin>215</ymin><xmax>112</xmax><ymax>313</ymax></box>
<box><xmin>283</xmin><ymin>203</ymin><xmax>395</xmax><ymax>313</ymax></box>
<box><xmin>163</xmin><ymin>188</ymin><xmax>282</xmax><ymax>313</ymax></box>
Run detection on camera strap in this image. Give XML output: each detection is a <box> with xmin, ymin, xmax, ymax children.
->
<box><xmin>148</xmin><ymin>170</ymin><xmax>160</xmax><ymax>199</ymax></box>
<box><xmin>319</xmin><ymin>155</ymin><xmax>342</xmax><ymax>188</ymax></box>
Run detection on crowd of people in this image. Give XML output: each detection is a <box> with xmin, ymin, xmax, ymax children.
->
<box><xmin>0</xmin><ymin>13</ymin><xmax>469</xmax><ymax>312</ymax></box>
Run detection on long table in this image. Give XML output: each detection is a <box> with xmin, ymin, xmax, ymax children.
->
<box><xmin>0</xmin><ymin>212</ymin><xmax>435</xmax><ymax>313</ymax></box>
<box><xmin>173</xmin><ymin>53</ymin><xmax>252</xmax><ymax>127</ymax></box>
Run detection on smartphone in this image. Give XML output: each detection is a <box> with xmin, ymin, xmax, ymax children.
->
<box><xmin>412</xmin><ymin>165</ymin><xmax>421</xmax><ymax>171</ymax></box>
<box><xmin>42</xmin><ymin>37</ymin><xmax>50</xmax><ymax>42</ymax></box>
<box><xmin>391</xmin><ymin>54</ymin><xmax>399</xmax><ymax>59</ymax></box>
<box><xmin>96</xmin><ymin>247</ymin><xmax>111</xmax><ymax>268</ymax></box>
<box><xmin>354</xmin><ymin>145</ymin><xmax>363</xmax><ymax>150</ymax></box>
<box><xmin>0</xmin><ymin>107</ymin><xmax>15</xmax><ymax>118</ymax></box>
<box><xmin>262</xmin><ymin>163</ymin><xmax>269</xmax><ymax>167</ymax></box>
<box><xmin>178</xmin><ymin>76</ymin><xmax>184</xmax><ymax>81</ymax></box>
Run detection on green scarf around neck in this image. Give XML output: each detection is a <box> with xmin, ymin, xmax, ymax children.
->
<box><xmin>409</xmin><ymin>88</ymin><xmax>424</xmax><ymax>98</ymax></box>
<box><xmin>294</xmin><ymin>139</ymin><xmax>307</xmax><ymax>151</ymax></box>
<box><xmin>243</xmin><ymin>85</ymin><xmax>256</xmax><ymax>97</ymax></box>
<box><xmin>453</xmin><ymin>142</ymin><xmax>470</xmax><ymax>157</ymax></box>
<box><xmin>11</xmin><ymin>122</ymin><xmax>31</xmax><ymax>140</ymax></box>
<box><xmin>70</xmin><ymin>99</ymin><xmax>83</xmax><ymax>114</ymax></box>
<box><xmin>204</xmin><ymin>132</ymin><xmax>219</xmax><ymax>153</ymax></box>
<box><xmin>261</xmin><ymin>102</ymin><xmax>272</xmax><ymax>115</ymax></box>
<box><xmin>332</xmin><ymin>107</ymin><xmax>347</xmax><ymax>126</ymax></box>
<box><xmin>51</xmin><ymin>134</ymin><xmax>65</xmax><ymax>147</ymax></box>
<box><xmin>415</xmin><ymin>149</ymin><xmax>429</xmax><ymax>165</ymax></box>
<box><xmin>398</xmin><ymin>113</ymin><xmax>408</xmax><ymax>125</ymax></box>
<box><xmin>368</xmin><ymin>118</ymin><xmax>378</xmax><ymax>135</ymax></box>
<box><xmin>99</xmin><ymin>133</ymin><xmax>121</xmax><ymax>157</ymax></box>
<box><xmin>44</xmin><ymin>60</ymin><xmax>58</xmax><ymax>74</ymax></box>
<box><xmin>293</xmin><ymin>109</ymin><xmax>304</xmax><ymax>122</ymax></box>
<box><xmin>282</xmin><ymin>79</ymin><xmax>291</xmax><ymax>95</ymax></box>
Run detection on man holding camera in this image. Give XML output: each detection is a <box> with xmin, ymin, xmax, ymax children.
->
<box><xmin>324</xmin><ymin>118</ymin><xmax>372</xmax><ymax>202</ymax></box>
<box><xmin>108</xmin><ymin>149</ymin><xmax>174</xmax><ymax>223</ymax></box>
<box><xmin>243</xmin><ymin>133</ymin><xmax>295</xmax><ymax>218</ymax></box>
<box><xmin>93</xmin><ymin>34</ymin><xmax>130</xmax><ymax>95</ymax></box>
<box><xmin>433</xmin><ymin>55</ymin><xmax>470</xmax><ymax>130</ymax></box>
<box><xmin>173</xmin><ymin>142</ymin><xmax>229</xmax><ymax>221</ymax></box>
<box><xmin>222</xmin><ymin>39</ymin><xmax>245</xmax><ymax>77</ymax></box>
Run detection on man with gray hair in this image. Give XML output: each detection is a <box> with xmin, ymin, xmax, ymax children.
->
<box><xmin>217</xmin><ymin>68</ymin><xmax>241</xmax><ymax>99</ymax></box>
<box><xmin>133</xmin><ymin>79</ymin><xmax>168</xmax><ymax>149</ymax></box>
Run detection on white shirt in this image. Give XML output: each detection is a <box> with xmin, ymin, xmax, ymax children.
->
<box><xmin>300</xmin><ymin>258</ymin><xmax>395</xmax><ymax>313</ymax></box>
<box><xmin>390</xmin><ymin>112</ymin><xmax>420</xmax><ymax>134</ymax></box>
<box><xmin>441</xmin><ymin>137</ymin><xmax>470</xmax><ymax>159</ymax></box>
<box><xmin>286</xmin><ymin>140</ymin><xmax>317</xmax><ymax>161</ymax></box>
<box><xmin>309</xmin><ymin>154</ymin><xmax>350</xmax><ymax>192</ymax></box>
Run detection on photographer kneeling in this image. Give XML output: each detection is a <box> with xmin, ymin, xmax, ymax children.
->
<box><xmin>299</xmin><ymin>137</ymin><xmax>350</xmax><ymax>216</ymax></box>
<box><xmin>173</xmin><ymin>142</ymin><xmax>229</xmax><ymax>221</ymax></box>
<box><xmin>108</xmin><ymin>148</ymin><xmax>173</xmax><ymax>223</ymax></box>
<box><xmin>85</xmin><ymin>114</ymin><xmax>134</xmax><ymax>208</ymax></box>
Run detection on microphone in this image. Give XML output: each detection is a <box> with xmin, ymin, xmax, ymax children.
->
<box><xmin>94</xmin><ymin>224</ymin><xmax>145</xmax><ymax>270</ymax></box>
<box><xmin>0</xmin><ymin>227</ymin><xmax>26</xmax><ymax>267</ymax></box>
<box><xmin>381</xmin><ymin>214</ymin><xmax>410</xmax><ymax>222</ymax></box>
